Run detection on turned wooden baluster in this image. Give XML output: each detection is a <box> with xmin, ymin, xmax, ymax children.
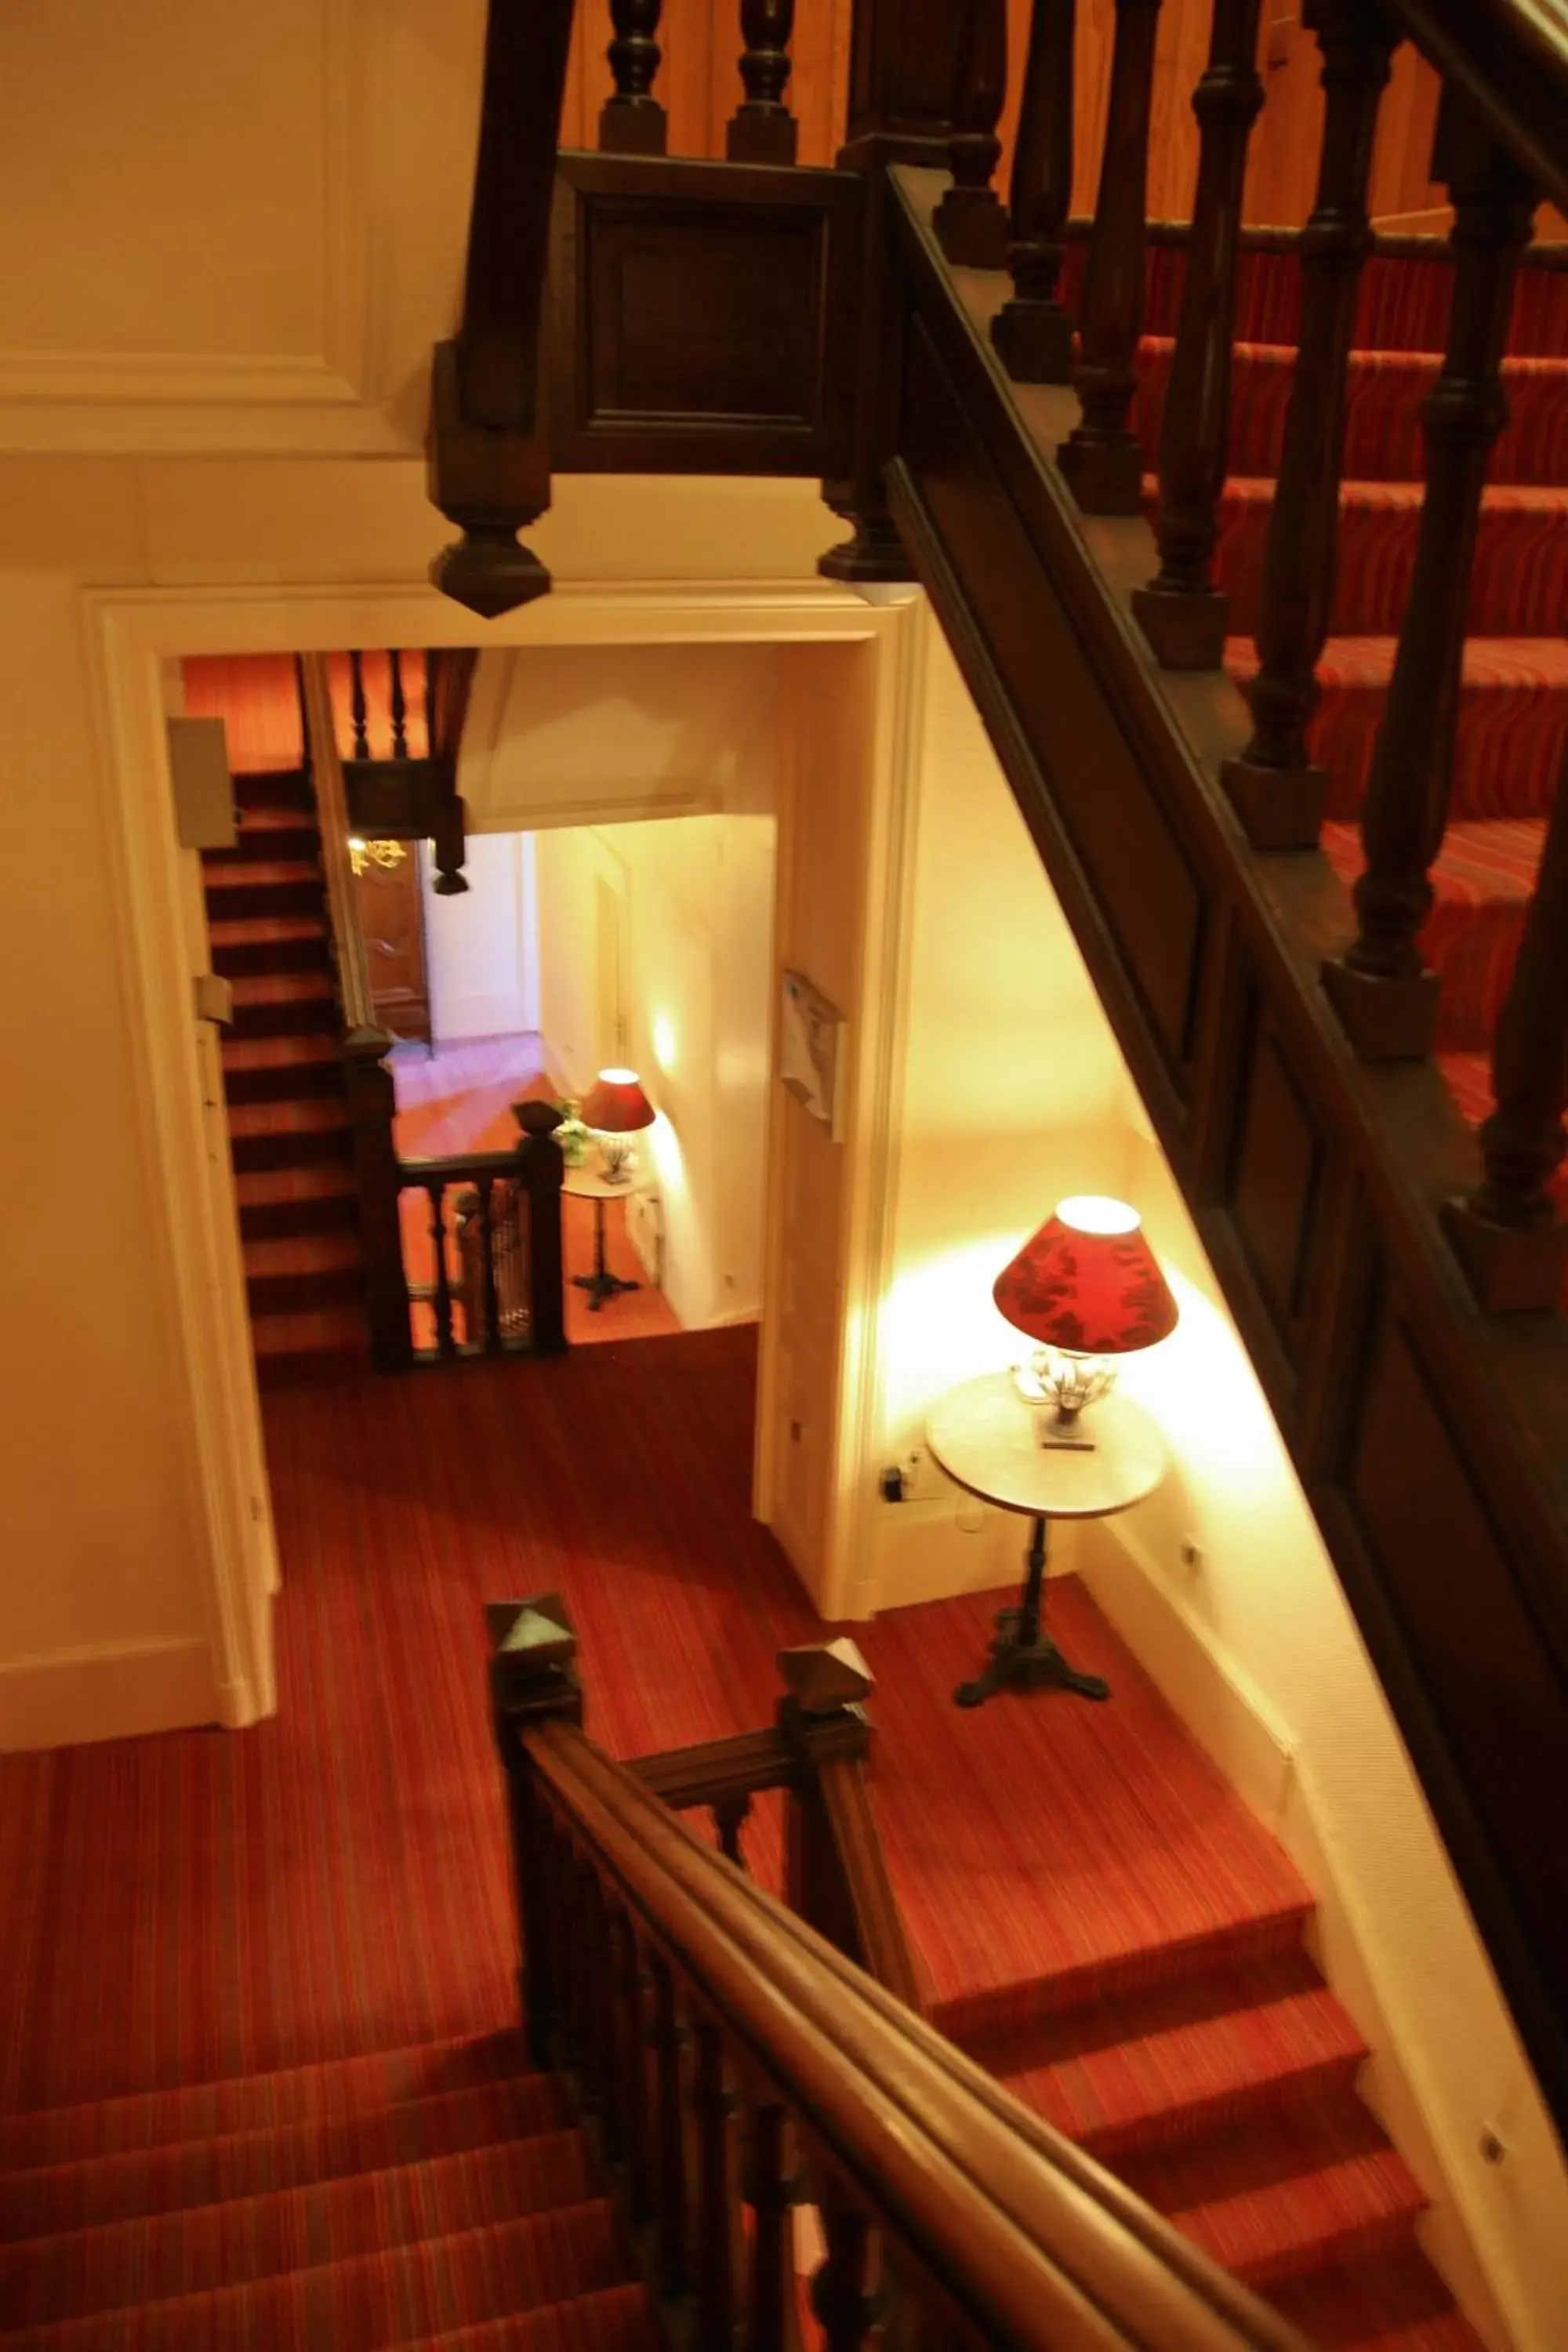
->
<box><xmin>991</xmin><ymin>0</ymin><xmax>1077</xmax><ymax>383</ymax></box>
<box><xmin>713</xmin><ymin>1791</ymin><xmax>752</xmax><ymax>1867</ymax></box>
<box><xmin>1444</xmin><ymin>768</ymin><xmax>1568</xmax><ymax>1308</ymax></box>
<box><xmin>1323</xmin><ymin>106</ymin><xmax>1536</xmax><ymax>1061</ymax></box>
<box><xmin>389</xmin><ymin>650</ymin><xmax>409</xmax><ymax>760</ymax></box>
<box><xmin>589</xmin><ymin>1878</ymin><xmax>623</xmax><ymax>2162</ymax></box>
<box><xmin>1132</xmin><ymin>0</ymin><xmax>1265</xmax><ymax>668</ymax></box>
<box><xmin>1218</xmin><ymin>0</ymin><xmax>1392</xmax><ymax>846</ymax></box>
<box><xmin>811</xmin><ymin>2190</ymin><xmax>878</xmax><ymax>2352</ymax></box>
<box><xmin>477</xmin><ymin>1174</ymin><xmax>502</xmax><ymax>1354</ymax></box>
<box><xmin>932</xmin><ymin>0</ymin><xmax>1009</xmax><ymax>270</ymax></box>
<box><xmin>1058</xmin><ymin>0</ymin><xmax>1163</xmax><ymax>513</ymax></box>
<box><xmin>517</xmin><ymin>1101</ymin><xmax>568</xmax><ymax>1356</ymax></box>
<box><xmin>693</xmin><ymin>2021</ymin><xmax>742</xmax><ymax>2352</ymax></box>
<box><xmin>728</xmin><ymin>0</ymin><xmax>798</xmax><ymax>165</ymax></box>
<box><xmin>601</xmin><ymin>0</ymin><xmax>667</xmax><ymax>154</ymax></box>
<box><xmin>349</xmin><ymin>650</ymin><xmax>370</xmax><ymax>761</ymax></box>
<box><xmin>649</xmin><ymin>1958</ymin><xmax>690</xmax><ymax>2294</ymax></box>
<box><xmin>612</xmin><ymin>1917</ymin><xmax>654</xmax><ymax>2222</ymax></box>
<box><xmin>428</xmin><ymin>1181</ymin><xmax>456</xmax><ymax>1358</ymax></box>
<box><xmin>745</xmin><ymin>2105</ymin><xmax>801</xmax><ymax>2352</ymax></box>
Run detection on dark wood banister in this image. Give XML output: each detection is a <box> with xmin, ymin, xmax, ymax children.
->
<box><xmin>489</xmin><ymin>1604</ymin><xmax>1305</xmax><ymax>2351</ymax></box>
<box><xmin>1377</xmin><ymin>0</ymin><xmax>1568</xmax><ymax>216</ymax></box>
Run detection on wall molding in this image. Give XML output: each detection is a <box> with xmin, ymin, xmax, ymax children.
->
<box><xmin>0</xmin><ymin>1638</ymin><xmax>220</xmax><ymax>1753</ymax></box>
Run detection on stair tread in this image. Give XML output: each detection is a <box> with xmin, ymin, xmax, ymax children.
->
<box><xmin>0</xmin><ymin>2032</ymin><xmax>537</xmax><ymax>2172</ymax></box>
<box><xmin>245</xmin><ymin>1232</ymin><xmax>364</xmax><ymax>1281</ymax></box>
<box><xmin>227</xmin><ymin>1096</ymin><xmax>350</xmax><ymax>1138</ymax></box>
<box><xmin>209</xmin><ymin>913</ymin><xmax>329</xmax><ymax>948</ymax></box>
<box><xmin>205</xmin><ymin>858</ymin><xmax>321</xmax><ymax>892</ymax></box>
<box><xmin>1228</xmin><ymin>633</ymin><xmax>1568</xmax><ymax>688</ymax></box>
<box><xmin>0</xmin><ymin>2075</ymin><xmax>573</xmax><ymax>2243</ymax></box>
<box><xmin>1269</xmin><ymin>2244</ymin><xmax>1486</xmax><ymax>2350</ymax></box>
<box><xmin>229</xmin><ymin>968</ymin><xmax>336</xmax><ymax>1007</ymax></box>
<box><xmin>1112</xmin><ymin>2098</ymin><xmax>1427</xmax><ymax>2289</ymax></box>
<box><xmin>1321</xmin><ymin>815</ymin><xmax>1544</xmax><ymax>909</ymax></box>
<box><xmin>965</xmin><ymin>1950</ymin><xmax>1366</xmax><ymax>2156</ymax></box>
<box><xmin>0</xmin><ymin>2132</ymin><xmax>593</xmax><ymax>2328</ymax></box>
<box><xmin>235</xmin><ymin>1162</ymin><xmax>356</xmax><ymax>1207</ymax></box>
<box><xmin>250</xmin><ymin>1308</ymin><xmax>368</xmax><ymax>1358</ymax></box>
<box><xmin>222</xmin><ymin>1031</ymin><xmax>340</xmax><ymax>1072</ymax></box>
<box><xmin>368</xmin><ymin>2285</ymin><xmax>658</xmax><ymax>2352</ymax></box>
<box><xmin>0</xmin><ymin>2198</ymin><xmax>630</xmax><ymax>2351</ymax></box>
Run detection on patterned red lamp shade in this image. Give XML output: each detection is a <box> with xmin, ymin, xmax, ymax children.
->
<box><xmin>993</xmin><ymin>1196</ymin><xmax>1178</xmax><ymax>1356</ymax></box>
<box><xmin>579</xmin><ymin>1069</ymin><xmax>656</xmax><ymax>1135</ymax></box>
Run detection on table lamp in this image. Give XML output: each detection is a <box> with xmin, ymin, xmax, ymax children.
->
<box><xmin>993</xmin><ymin>1194</ymin><xmax>1178</xmax><ymax>1450</ymax></box>
<box><xmin>579</xmin><ymin>1067</ymin><xmax>655</xmax><ymax>1185</ymax></box>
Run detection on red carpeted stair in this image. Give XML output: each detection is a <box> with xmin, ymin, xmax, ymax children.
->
<box><xmin>1130</xmin><ymin>237</ymin><xmax>1568</xmax><ymax>1281</ymax></box>
<box><xmin>0</xmin><ymin>2032</ymin><xmax>655</xmax><ymax>2351</ymax></box>
<box><xmin>203</xmin><ymin>766</ymin><xmax>371</xmax><ymax>1388</ymax></box>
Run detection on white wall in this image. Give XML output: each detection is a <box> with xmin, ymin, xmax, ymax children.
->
<box><xmin>869</xmin><ymin>610</ymin><xmax>1568</xmax><ymax>2352</ymax></box>
<box><xmin>422</xmin><ymin>830</ymin><xmax>538</xmax><ymax>1042</ymax></box>
<box><xmin>460</xmin><ymin>643</ymin><xmax>781</xmax><ymax>832</ymax></box>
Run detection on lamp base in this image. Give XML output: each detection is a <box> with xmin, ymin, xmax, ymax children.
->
<box><xmin>953</xmin><ymin>1513</ymin><xmax>1111</xmax><ymax>1708</ymax></box>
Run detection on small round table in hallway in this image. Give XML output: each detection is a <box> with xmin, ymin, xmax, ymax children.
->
<box><xmin>563</xmin><ymin>1163</ymin><xmax>651</xmax><ymax>1312</ymax></box>
<box><xmin>927</xmin><ymin>1372</ymin><xmax>1167</xmax><ymax>1709</ymax></box>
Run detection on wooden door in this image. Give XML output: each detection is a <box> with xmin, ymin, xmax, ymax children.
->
<box><xmin>353</xmin><ymin>841</ymin><xmax>430</xmax><ymax>1043</ymax></box>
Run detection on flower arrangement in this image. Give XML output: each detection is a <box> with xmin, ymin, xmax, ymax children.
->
<box><xmin>553</xmin><ymin>1098</ymin><xmax>590</xmax><ymax>1167</ymax></box>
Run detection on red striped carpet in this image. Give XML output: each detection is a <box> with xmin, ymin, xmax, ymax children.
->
<box><xmin>1129</xmin><ymin>241</ymin><xmax>1567</xmax><ymax>1295</ymax></box>
<box><xmin>0</xmin><ymin>1331</ymin><xmax>1479</xmax><ymax>2345</ymax></box>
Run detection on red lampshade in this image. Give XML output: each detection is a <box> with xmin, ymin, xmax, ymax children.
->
<box><xmin>580</xmin><ymin>1068</ymin><xmax>656</xmax><ymax>1135</ymax></box>
<box><xmin>993</xmin><ymin>1196</ymin><xmax>1178</xmax><ymax>1356</ymax></box>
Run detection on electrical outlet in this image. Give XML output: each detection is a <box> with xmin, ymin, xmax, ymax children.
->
<box><xmin>1179</xmin><ymin>1534</ymin><xmax>1204</xmax><ymax>1572</ymax></box>
<box><xmin>901</xmin><ymin>1445</ymin><xmax>941</xmax><ymax>1501</ymax></box>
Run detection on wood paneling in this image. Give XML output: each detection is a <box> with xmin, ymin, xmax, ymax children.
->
<box><xmin>549</xmin><ymin>154</ymin><xmax>859</xmax><ymax>474</ymax></box>
<box><xmin>879</xmin><ymin>161</ymin><xmax>1568</xmax><ymax>2137</ymax></box>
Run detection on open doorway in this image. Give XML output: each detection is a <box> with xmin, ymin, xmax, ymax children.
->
<box><xmin>390</xmin><ymin>809</ymin><xmax>776</xmax><ymax>1350</ymax></box>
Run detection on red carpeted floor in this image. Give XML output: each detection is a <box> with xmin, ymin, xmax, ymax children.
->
<box><xmin>1127</xmin><ymin>240</ymin><xmax>1568</xmax><ymax>1279</ymax></box>
<box><xmin>0</xmin><ymin>1330</ymin><xmax>1480</xmax><ymax>2347</ymax></box>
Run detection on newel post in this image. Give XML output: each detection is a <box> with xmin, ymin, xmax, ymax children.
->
<box><xmin>778</xmin><ymin>1639</ymin><xmax>874</xmax><ymax>1959</ymax></box>
<box><xmin>488</xmin><ymin>1594</ymin><xmax>584</xmax><ymax>2065</ymax></box>
<box><xmin>341</xmin><ymin>1028</ymin><xmax>414</xmax><ymax>1373</ymax></box>
<box><xmin>515</xmin><ymin>1099</ymin><xmax>568</xmax><ymax>1356</ymax></box>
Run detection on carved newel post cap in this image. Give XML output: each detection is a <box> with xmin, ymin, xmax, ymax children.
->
<box><xmin>487</xmin><ymin>1593</ymin><xmax>579</xmax><ymax>1710</ymax></box>
<box><xmin>777</xmin><ymin>1637</ymin><xmax>873</xmax><ymax>1715</ymax></box>
<box><xmin>512</xmin><ymin>1098</ymin><xmax>566</xmax><ymax>1142</ymax></box>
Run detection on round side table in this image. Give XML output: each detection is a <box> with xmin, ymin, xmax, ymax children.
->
<box><xmin>564</xmin><ymin>1164</ymin><xmax>648</xmax><ymax>1312</ymax></box>
<box><xmin>927</xmin><ymin>1373</ymin><xmax>1166</xmax><ymax>1709</ymax></box>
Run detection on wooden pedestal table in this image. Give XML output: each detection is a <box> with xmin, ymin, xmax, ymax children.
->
<box><xmin>927</xmin><ymin>1373</ymin><xmax>1167</xmax><ymax>1708</ymax></box>
<box><xmin>564</xmin><ymin>1163</ymin><xmax>650</xmax><ymax>1312</ymax></box>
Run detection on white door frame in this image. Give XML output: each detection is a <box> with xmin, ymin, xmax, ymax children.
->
<box><xmin>87</xmin><ymin>578</ymin><xmax>926</xmax><ymax>1700</ymax></box>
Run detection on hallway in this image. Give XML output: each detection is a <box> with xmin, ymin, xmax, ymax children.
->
<box><xmin>390</xmin><ymin>1033</ymin><xmax>681</xmax><ymax>1348</ymax></box>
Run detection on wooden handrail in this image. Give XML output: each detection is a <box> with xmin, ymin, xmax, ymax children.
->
<box><xmin>299</xmin><ymin>652</ymin><xmax>377</xmax><ymax>1038</ymax></box>
<box><xmin>525</xmin><ymin>1714</ymin><xmax>1307</xmax><ymax>2352</ymax></box>
<box><xmin>1378</xmin><ymin>0</ymin><xmax>1568</xmax><ymax>216</ymax></box>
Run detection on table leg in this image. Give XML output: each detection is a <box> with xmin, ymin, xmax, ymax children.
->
<box><xmin>571</xmin><ymin>1194</ymin><xmax>644</xmax><ymax>1312</ymax></box>
<box><xmin>954</xmin><ymin>1514</ymin><xmax>1111</xmax><ymax>1707</ymax></box>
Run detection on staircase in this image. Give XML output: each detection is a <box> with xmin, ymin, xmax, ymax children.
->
<box><xmin>1131</xmin><ymin>236</ymin><xmax>1568</xmax><ymax>1280</ymax></box>
<box><xmin>204</xmin><ymin>766</ymin><xmax>371</xmax><ymax>1388</ymax></box>
<box><xmin>0</xmin><ymin>2032</ymin><xmax>655</xmax><ymax>2350</ymax></box>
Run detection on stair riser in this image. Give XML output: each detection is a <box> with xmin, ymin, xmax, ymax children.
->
<box><xmin>223</xmin><ymin>1059</ymin><xmax>344</xmax><ymax>1107</ymax></box>
<box><xmin>1214</xmin><ymin>497</ymin><xmax>1568</xmax><ymax>640</ymax></box>
<box><xmin>205</xmin><ymin>880</ymin><xmax>325</xmax><ymax>925</ymax></box>
<box><xmin>0</xmin><ymin>2134</ymin><xmax>596</xmax><ymax>2328</ymax></box>
<box><xmin>233</xmin><ymin>771</ymin><xmax>312</xmax><ymax>816</ymax></box>
<box><xmin>1076</xmin><ymin>2051</ymin><xmax>1367</xmax><ymax>2168</ymax></box>
<box><xmin>212</xmin><ymin>937</ymin><xmax>333</xmax><ymax>980</ymax></box>
<box><xmin>1230</xmin><ymin>2206</ymin><xmax>1424</xmax><ymax>2297</ymax></box>
<box><xmin>239</xmin><ymin>1192</ymin><xmax>360</xmax><ymax>1243</ymax></box>
<box><xmin>231</xmin><ymin>1129</ymin><xmax>353</xmax><ymax>1175</ymax></box>
<box><xmin>229</xmin><ymin>996</ymin><xmax>339</xmax><ymax>1040</ymax></box>
<box><xmin>206</xmin><ymin>826</ymin><xmax>320</xmax><ymax>866</ymax></box>
<box><xmin>249</xmin><ymin>1269</ymin><xmax>365</xmax><ymax>1319</ymax></box>
<box><xmin>1138</xmin><ymin>351</ymin><xmax>1568</xmax><ymax>488</ymax></box>
<box><xmin>1225</xmin><ymin>667</ymin><xmax>1568</xmax><ymax>828</ymax></box>
<box><xmin>930</xmin><ymin>1910</ymin><xmax>1311</xmax><ymax>2048</ymax></box>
